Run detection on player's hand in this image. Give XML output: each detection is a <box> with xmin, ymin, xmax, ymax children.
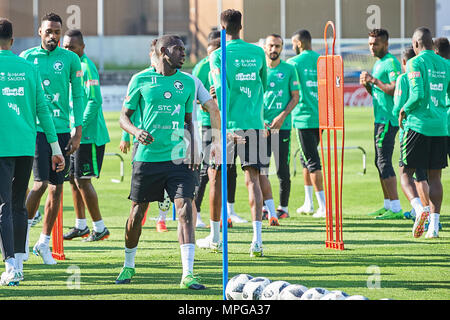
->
<box><xmin>51</xmin><ymin>154</ymin><xmax>65</xmax><ymax>172</ymax></box>
<box><xmin>399</xmin><ymin>108</ymin><xmax>406</xmax><ymax>130</ymax></box>
<box><xmin>65</xmin><ymin>131</ymin><xmax>81</xmax><ymax>156</ymax></box>
<box><xmin>270</xmin><ymin>115</ymin><xmax>284</xmax><ymax>134</ymax></box>
<box><xmin>226</xmin><ymin>132</ymin><xmax>246</xmax><ymax>145</ymax></box>
<box><xmin>136</xmin><ymin>129</ymin><xmax>154</xmax><ymax>145</ymax></box>
<box><xmin>210</xmin><ymin>85</ymin><xmax>216</xmax><ymax>100</ymax></box>
<box><xmin>119</xmin><ymin>141</ymin><xmax>131</xmax><ymax>154</ymax></box>
<box><xmin>210</xmin><ymin>141</ymin><xmax>222</xmax><ymax>165</ymax></box>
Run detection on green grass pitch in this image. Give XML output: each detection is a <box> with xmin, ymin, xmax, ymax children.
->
<box><xmin>2</xmin><ymin>107</ymin><xmax>448</xmax><ymax>300</ymax></box>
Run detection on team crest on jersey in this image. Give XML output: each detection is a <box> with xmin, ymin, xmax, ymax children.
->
<box><xmin>174</xmin><ymin>81</ymin><xmax>184</xmax><ymax>91</ymax></box>
<box><xmin>53</xmin><ymin>61</ymin><xmax>64</xmax><ymax>71</ymax></box>
<box><xmin>276</xmin><ymin>72</ymin><xmax>285</xmax><ymax>80</ymax></box>
<box><xmin>164</xmin><ymin>91</ymin><xmax>172</xmax><ymax>99</ymax></box>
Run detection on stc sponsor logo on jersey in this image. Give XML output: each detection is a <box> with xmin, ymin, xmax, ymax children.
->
<box><xmin>236</xmin><ymin>72</ymin><xmax>256</xmax><ymax>81</ymax></box>
<box><xmin>156</xmin><ymin>104</ymin><xmax>182</xmax><ymax>116</ymax></box>
<box><xmin>2</xmin><ymin>87</ymin><xmax>24</xmax><ymax>96</ymax></box>
<box><xmin>430</xmin><ymin>83</ymin><xmax>444</xmax><ymax>91</ymax></box>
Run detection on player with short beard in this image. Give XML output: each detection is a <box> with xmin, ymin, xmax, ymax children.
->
<box><xmin>20</xmin><ymin>13</ymin><xmax>84</xmax><ymax>265</ymax></box>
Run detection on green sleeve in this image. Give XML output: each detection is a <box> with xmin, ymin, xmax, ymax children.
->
<box><xmin>121</xmin><ymin>130</ymin><xmax>131</xmax><ymax>142</ymax></box>
<box><xmin>209</xmin><ymin>50</ymin><xmax>227</xmax><ymax>109</ymax></box>
<box><xmin>289</xmin><ymin>66</ymin><xmax>300</xmax><ymax>92</ymax></box>
<box><xmin>387</xmin><ymin>58</ymin><xmax>401</xmax><ymax>83</ymax></box>
<box><xmin>392</xmin><ymin>76</ymin><xmax>407</xmax><ymax>117</ymax></box>
<box><xmin>185</xmin><ymin>79</ymin><xmax>195</xmax><ymax>114</ymax></box>
<box><xmin>123</xmin><ymin>76</ymin><xmax>142</xmax><ymax>111</ymax></box>
<box><xmin>82</xmin><ymin>61</ymin><xmax>102</xmax><ymax>129</ymax></box>
<box><xmin>403</xmin><ymin>59</ymin><xmax>424</xmax><ymax>114</ymax></box>
<box><xmin>35</xmin><ymin>70</ymin><xmax>57</xmax><ymax>144</ymax></box>
<box><xmin>70</xmin><ymin>55</ymin><xmax>84</xmax><ymax>127</ymax></box>
<box><xmin>260</xmin><ymin>53</ymin><xmax>268</xmax><ymax>92</ymax></box>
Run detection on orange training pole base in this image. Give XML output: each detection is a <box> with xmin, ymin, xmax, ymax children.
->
<box><xmin>317</xmin><ymin>21</ymin><xmax>345</xmax><ymax>250</ymax></box>
<box><xmin>52</xmin><ymin>193</ymin><xmax>66</xmax><ymax>260</ymax></box>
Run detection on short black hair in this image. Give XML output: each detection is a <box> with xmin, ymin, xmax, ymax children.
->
<box><xmin>208</xmin><ymin>38</ymin><xmax>221</xmax><ymax>50</ymax></box>
<box><xmin>369</xmin><ymin>28</ymin><xmax>389</xmax><ymax>42</ymax></box>
<box><xmin>292</xmin><ymin>29</ymin><xmax>311</xmax><ymax>44</ymax></box>
<box><xmin>413</xmin><ymin>27</ymin><xmax>433</xmax><ymax>50</ymax></box>
<box><xmin>402</xmin><ymin>46</ymin><xmax>415</xmax><ymax>61</ymax></box>
<box><xmin>155</xmin><ymin>34</ymin><xmax>183</xmax><ymax>55</ymax></box>
<box><xmin>0</xmin><ymin>18</ymin><xmax>13</xmax><ymax>40</ymax></box>
<box><xmin>220</xmin><ymin>9</ymin><xmax>242</xmax><ymax>35</ymax></box>
<box><xmin>64</xmin><ymin>29</ymin><xmax>84</xmax><ymax>44</ymax></box>
<box><xmin>208</xmin><ymin>30</ymin><xmax>221</xmax><ymax>43</ymax></box>
<box><xmin>267</xmin><ymin>33</ymin><xmax>284</xmax><ymax>45</ymax></box>
<box><xmin>434</xmin><ymin>37</ymin><xmax>449</xmax><ymax>59</ymax></box>
<box><xmin>42</xmin><ymin>12</ymin><xmax>63</xmax><ymax>26</ymax></box>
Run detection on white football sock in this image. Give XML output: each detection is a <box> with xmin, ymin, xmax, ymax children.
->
<box><xmin>227</xmin><ymin>202</ymin><xmax>235</xmax><ymax>214</ymax></box>
<box><xmin>38</xmin><ymin>233</ymin><xmax>51</xmax><ymax>247</ymax></box>
<box><xmin>410</xmin><ymin>197</ymin><xmax>423</xmax><ymax>215</ymax></box>
<box><xmin>180</xmin><ymin>243</ymin><xmax>195</xmax><ymax>278</ymax></box>
<box><xmin>304</xmin><ymin>185</ymin><xmax>314</xmax><ymax>208</ymax></box>
<box><xmin>14</xmin><ymin>253</ymin><xmax>24</xmax><ymax>271</ymax></box>
<box><xmin>210</xmin><ymin>220</ymin><xmax>220</xmax><ymax>243</ymax></box>
<box><xmin>93</xmin><ymin>219</ymin><xmax>105</xmax><ymax>233</ymax></box>
<box><xmin>252</xmin><ymin>221</ymin><xmax>262</xmax><ymax>245</ymax></box>
<box><xmin>279</xmin><ymin>206</ymin><xmax>289</xmax><ymax>213</ymax></box>
<box><xmin>159</xmin><ymin>209</ymin><xmax>168</xmax><ymax>222</ymax></box>
<box><xmin>265</xmin><ymin>199</ymin><xmax>277</xmax><ymax>219</ymax></box>
<box><xmin>124</xmin><ymin>246</ymin><xmax>137</xmax><ymax>269</ymax></box>
<box><xmin>384</xmin><ymin>199</ymin><xmax>390</xmax><ymax>210</ymax></box>
<box><xmin>75</xmin><ymin>218</ymin><xmax>87</xmax><ymax>230</ymax></box>
<box><xmin>315</xmin><ymin>191</ymin><xmax>326</xmax><ymax>210</ymax></box>
<box><xmin>5</xmin><ymin>258</ymin><xmax>15</xmax><ymax>273</ymax></box>
<box><xmin>390</xmin><ymin>199</ymin><xmax>402</xmax><ymax>213</ymax></box>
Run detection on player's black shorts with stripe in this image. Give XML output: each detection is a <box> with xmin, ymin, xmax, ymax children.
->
<box><xmin>129</xmin><ymin>161</ymin><xmax>196</xmax><ymax>203</ymax></box>
<box><xmin>69</xmin><ymin>144</ymin><xmax>105</xmax><ymax>179</ymax></box>
<box><xmin>33</xmin><ymin>132</ymin><xmax>70</xmax><ymax>185</ymax></box>
<box><xmin>399</xmin><ymin>128</ymin><xmax>448</xmax><ymax>170</ymax></box>
<box><xmin>297</xmin><ymin>128</ymin><xmax>321</xmax><ymax>173</ymax></box>
<box><xmin>374</xmin><ymin>122</ymin><xmax>398</xmax><ymax>179</ymax></box>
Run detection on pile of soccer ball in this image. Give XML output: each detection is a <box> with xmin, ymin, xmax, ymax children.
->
<box><xmin>225</xmin><ymin>274</ymin><xmax>380</xmax><ymax>300</ymax></box>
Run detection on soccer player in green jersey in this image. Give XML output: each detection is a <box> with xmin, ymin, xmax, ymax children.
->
<box><xmin>117</xmin><ymin>35</ymin><xmax>206</xmax><ymax>289</ymax></box>
<box><xmin>209</xmin><ymin>9</ymin><xmax>268</xmax><ymax>257</ymax></box>
<box><xmin>261</xmin><ymin>34</ymin><xmax>299</xmax><ymax>224</ymax></box>
<box><xmin>62</xmin><ymin>29</ymin><xmax>111</xmax><ymax>242</ymax></box>
<box><xmin>360</xmin><ymin>28</ymin><xmax>403</xmax><ymax>220</ymax></box>
<box><xmin>0</xmin><ymin>19</ymin><xmax>64</xmax><ymax>285</ymax></box>
<box><xmin>20</xmin><ymin>13</ymin><xmax>84</xmax><ymax>265</ymax></box>
<box><xmin>393</xmin><ymin>47</ymin><xmax>427</xmax><ymax>220</ymax></box>
<box><xmin>287</xmin><ymin>29</ymin><xmax>326</xmax><ymax>218</ymax></box>
<box><xmin>398</xmin><ymin>27</ymin><xmax>450</xmax><ymax>238</ymax></box>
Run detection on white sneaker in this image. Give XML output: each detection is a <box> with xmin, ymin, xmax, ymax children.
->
<box><xmin>196</xmin><ymin>235</ymin><xmax>222</xmax><ymax>252</ymax></box>
<box><xmin>249</xmin><ymin>242</ymin><xmax>264</xmax><ymax>257</ymax></box>
<box><xmin>196</xmin><ymin>216</ymin><xmax>207</xmax><ymax>228</ymax></box>
<box><xmin>297</xmin><ymin>204</ymin><xmax>314</xmax><ymax>215</ymax></box>
<box><xmin>0</xmin><ymin>270</ymin><xmax>20</xmax><ymax>286</ymax></box>
<box><xmin>230</xmin><ymin>212</ymin><xmax>248</xmax><ymax>223</ymax></box>
<box><xmin>33</xmin><ymin>242</ymin><xmax>57</xmax><ymax>265</ymax></box>
<box><xmin>312</xmin><ymin>207</ymin><xmax>327</xmax><ymax>218</ymax></box>
<box><xmin>425</xmin><ymin>227</ymin><xmax>439</xmax><ymax>239</ymax></box>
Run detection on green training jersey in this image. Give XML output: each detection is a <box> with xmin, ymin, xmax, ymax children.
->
<box><xmin>210</xmin><ymin>39</ymin><xmax>267</xmax><ymax>131</ymax></box>
<box><xmin>370</xmin><ymin>52</ymin><xmax>401</xmax><ymax>126</ymax></box>
<box><xmin>403</xmin><ymin>50</ymin><xmax>450</xmax><ymax>136</ymax></box>
<box><xmin>192</xmin><ymin>56</ymin><xmax>212</xmax><ymax>127</ymax></box>
<box><xmin>121</xmin><ymin>67</ymin><xmax>155</xmax><ymax>144</ymax></box>
<box><xmin>0</xmin><ymin>50</ymin><xmax>57</xmax><ymax>157</ymax></box>
<box><xmin>287</xmin><ymin>50</ymin><xmax>320</xmax><ymax>129</ymax></box>
<box><xmin>393</xmin><ymin>73</ymin><xmax>409</xmax><ymax>118</ymax></box>
<box><xmin>446</xmin><ymin>59</ymin><xmax>450</xmax><ymax>136</ymax></box>
<box><xmin>78</xmin><ymin>54</ymin><xmax>110</xmax><ymax>146</ymax></box>
<box><xmin>20</xmin><ymin>45</ymin><xmax>84</xmax><ymax>133</ymax></box>
<box><xmin>123</xmin><ymin>69</ymin><xmax>195</xmax><ymax>162</ymax></box>
<box><xmin>264</xmin><ymin>60</ymin><xmax>299</xmax><ymax>130</ymax></box>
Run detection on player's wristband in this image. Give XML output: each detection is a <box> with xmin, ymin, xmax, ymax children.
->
<box><xmin>50</xmin><ymin>142</ymin><xmax>62</xmax><ymax>156</ymax></box>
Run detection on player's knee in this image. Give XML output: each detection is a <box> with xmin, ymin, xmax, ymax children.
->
<box><xmin>176</xmin><ymin>199</ymin><xmax>193</xmax><ymax>224</ymax></box>
<box><xmin>33</xmin><ymin>180</ymin><xmax>49</xmax><ymax>194</ymax></box>
<box><xmin>75</xmin><ymin>178</ymin><xmax>92</xmax><ymax>190</ymax></box>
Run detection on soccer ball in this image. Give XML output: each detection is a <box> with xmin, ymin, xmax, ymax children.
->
<box><xmin>158</xmin><ymin>190</ymin><xmax>171</xmax><ymax>211</ymax></box>
<box><xmin>279</xmin><ymin>284</ymin><xmax>309</xmax><ymax>300</ymax></box>
<box><xmin>242</xmin><ymin>277</ymin><xmax>271</xmax><ymax>300</ymax></box>
<box><xmin>225</xmin><ymin>274</ymin><xmax>253</xmax><ymax>300</ymax></box>
<box><xmin>346</xmin><ymin>295</ymin><xmax>369</xmax><ymax>300</ymax></box>
<box><xmin>300</xmin><ymin>287</ymin><xmax>330</xmax><ymax>300</ymax></box>
<box><xmin>261</xmin><ymin>281</ymin><xmax>291</xmax><ymax>300</ymax></box>
<box><xmin>320</xmin><ymin>290</ymin><xmax>349</xmax><ymax>300</ymax></box>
